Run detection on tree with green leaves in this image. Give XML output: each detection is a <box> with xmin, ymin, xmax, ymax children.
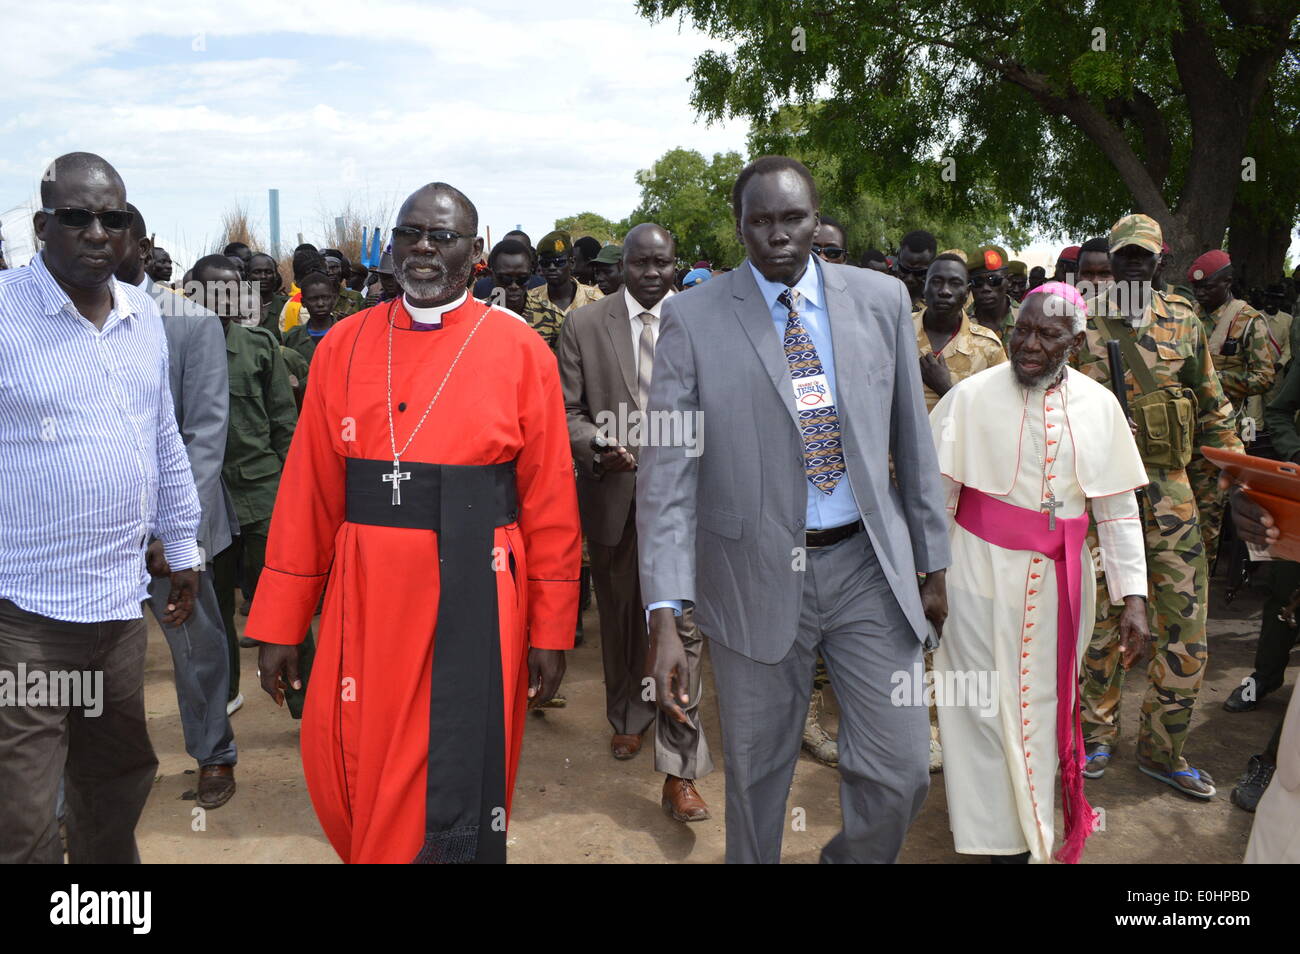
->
<box><xmin>622</xmin><ymin>147</ymin><xmax>746</xmax><ymax>265</ymax></box>
<box><xmin>637</xmin><ymin>0</ymin><xmax>1299</xmax><ymax>276</ymax></box>
<box><xmin>554</xmin><ymin>211</ymin><xmax>623</xmax><ymax>244</ymax></box>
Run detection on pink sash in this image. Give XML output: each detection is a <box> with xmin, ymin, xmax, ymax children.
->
<box><xmin>954</xmin><ymin>484</ymin><xmax>1093</xmax><ymax>864</ymax></box>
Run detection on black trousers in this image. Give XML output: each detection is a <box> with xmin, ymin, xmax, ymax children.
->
<box><xmin>1257</xmin><ymin>560</ymin><xmax>1300</xmax><ymax>693</ymax></box>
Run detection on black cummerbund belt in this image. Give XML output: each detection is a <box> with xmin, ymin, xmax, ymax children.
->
<box><xmin>344</xmin><ymin>458</ymin><xmax>519</xmax><ymax>530</ymax></box>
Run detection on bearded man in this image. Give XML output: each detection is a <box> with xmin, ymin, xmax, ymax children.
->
<box><xmin>930</xmin><ymin>282</ymin><xmax>1150</xmax><ymax>863</ymax></box>
<box><xmin>246</xmin><ymin>182</ymin><xmax>581</xmax><ymax>864</ymax></box>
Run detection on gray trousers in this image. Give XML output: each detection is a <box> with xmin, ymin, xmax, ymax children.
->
<box><xmin>590</xmin><ymin>506</ymin><xmax>713</xmax><ymax>778</ymax></box>
<box><xmin>708</xmin><ymin>532</ymin><xmax>930</xmax><ymax>863</ymax></box>
<box><xmin>146</xmin><ymin>570</ymin><xmax>236</xmax><ymax>767</ymax></box>
<box><xmin>0</xmin><ymin>599</ymin><xmax>157</xmax><ymax>864</ymax></box>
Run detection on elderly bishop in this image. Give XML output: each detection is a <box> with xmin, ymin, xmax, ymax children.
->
<box><xmin>929</xmin><ymin>283</ymin><xmax>1150</xmax><ymax>863</ymax></box>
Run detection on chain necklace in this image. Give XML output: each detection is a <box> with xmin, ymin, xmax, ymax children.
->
<box><xmin>1021</xmin><ymin>382</ymin><xmax>1063</xmax><ymax>529</ymax></box>
<box><xmin>382</xmin><ymin>297</ymin><xmax>489</xmax><ymax>505</ymax></box>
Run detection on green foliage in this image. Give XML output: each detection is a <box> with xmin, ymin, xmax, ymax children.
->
<box><xmin>636</xmin><ymin>0</ymin><xmax>1300</xmax><ymax>258</ymax></box>
<box><xmin>622</xmin><ymin>147</ymin><xmax>746</xmax><ymax>265</ymax></box>
<box><xmin>553</xmin><ymin>212</ymin><xmax>622</xmax><ymax>244</ymax></box>
<box><xmin>747</xmin><ymin>103</ymin><xmax>1030</xmax><ymax>258</ymax></box>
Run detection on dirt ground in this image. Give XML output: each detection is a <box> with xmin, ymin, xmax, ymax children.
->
<box><xmin>136</xmin><ymin>574</ymin><xmax>1292</xmax><ymax>864</ymax></box>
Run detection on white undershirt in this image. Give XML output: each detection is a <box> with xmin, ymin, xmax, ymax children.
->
<box><xmin>405</xmin><ymin>291</ymin><xmax>467</xmax><ymax>327</ymax></box>
<box><xmin>624</xmin><ymin>288</ymin><xmax>673</xmax><ymax>377</ymax></box>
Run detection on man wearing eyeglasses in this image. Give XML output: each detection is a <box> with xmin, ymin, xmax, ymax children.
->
<box><xmin>968</xmin><ymin>245</ymin><xmax>1018</xmax><ymax>353</ymax></box>
<box><xmin>484</xmin><ymin>238</ymin><xmax>534</xmax><ymax>317</ymax></box>
<box><xmin>813</xmin><ymin>216</ymin><xmax>848</xmax><ymax>266</ymax></box>
<box><xmin>246</xmin><ymin>182</ymin><xmax>581</xmax><ymax>863</ymax></box>
<box><xmin>892</xmin><ymin>230</ymin><xmax>937</xmax><ymax>313</ymax></box>
<box><xmin>523</xmin><ymin>230</ymin><xmax>603</xmax><ymax>350</ymax></box>
<box><xmin>0</xmin><ymin>152</ymin><xmax>202</xmax><ymax>863</ymax></box>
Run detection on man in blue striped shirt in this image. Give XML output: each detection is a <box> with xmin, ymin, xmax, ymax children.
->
<box><xmin>0</xmin><ymin>152</ymin><xmax>202</xmax><ymax>863</ymax></box>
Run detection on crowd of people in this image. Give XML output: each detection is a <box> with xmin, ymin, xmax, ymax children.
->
<box><xmin>0</xmin><ymin>149</ymin><xmax>1296</xmax><ymax>865</ymax></box>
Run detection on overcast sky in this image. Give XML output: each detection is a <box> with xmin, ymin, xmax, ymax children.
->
<box><xmin>5</xmin><ymin>2</ymin><xmax>1278</xmax><ymax>272</ymax></box>
<box><xmin>0</xmin><ymin>0</ymin><xmax>752</xmax><ymax>267</ymax></box>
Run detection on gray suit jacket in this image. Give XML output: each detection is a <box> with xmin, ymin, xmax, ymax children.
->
<box><xmin>557</xmin><ymin>290</ymin><xmax>641</xmax><ymax>547</ymax></box>
<box><xmin>636</xmin><ymin>259</ymin><xmax>950</xmax><ymax>664</ymax></box>
<box><xmin>144</xmin><ymin>276</ymin><xmax>234</xmax><ymax>561</ymax></box>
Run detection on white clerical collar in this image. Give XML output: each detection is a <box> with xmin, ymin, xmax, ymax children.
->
<box><xmin>405</xmin><ymin>291</ymin><xmax>467</xmax><ymax>327</ymax></box>
<box><xmin>624</xmin><ymin>287</ymin><xmax>673</xmax><ymax>320</ymax></box>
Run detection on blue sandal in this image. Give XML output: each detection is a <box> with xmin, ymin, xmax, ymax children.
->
<box><xmin>1138</xmin><ymin>763</ymin><xmax>1216</xmax><ymax>800</ymax></box>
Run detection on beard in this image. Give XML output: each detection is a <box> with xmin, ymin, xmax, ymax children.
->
<box><xmin>397</xmin><ymin>253</ymin><xmax>472</xmax><ymax>304</ymax></box>
<box><xmin>1013</xmin><ymin>348</ymin><xmax>1070</xmax><ymax>390</ymax></box>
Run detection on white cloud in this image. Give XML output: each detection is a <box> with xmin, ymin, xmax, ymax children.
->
<box><xmin>0</xmin><ymin>0</ymin><xmax>757</xmax><ymax>267</ymax></box>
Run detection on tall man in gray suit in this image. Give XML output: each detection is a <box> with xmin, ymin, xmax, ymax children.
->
<box><xmin>116</xmin><ymin>204</ymin><xmax>239</xmax><ymax>809</ymax></box>
<box><xmin>639</xmin><ymin>156</ymin><xmax>951</xmax><ymax>863</ymax></box>
<box><xmin>558</xmin><ymin>223</ymin><xmax>714</xmax><ymax>822</ymax></box>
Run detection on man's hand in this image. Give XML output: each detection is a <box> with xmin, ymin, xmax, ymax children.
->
<box><xmin>647</xmin><ymin>608</ymin><xmax>690</xmax><ymax>724</ymax></box>
<box><xmin>161</xmin><ymin>568</ymin><xmax>197</xmax><ymax>626</ymax></box>
<box><xmin>527</xmin><ymin>648</ymin><xmax>566</xmax><ymax>707</ymax></box>
<box><xmin>597</xmin><ymin>445</ymin><xmax>637</xmax><ymax>472</ymax></box>
<box><xmin>1127</xmin><ymin>416</ymin><xmax>1138</xmax><ymax>439</ymax></box>
<box><xmin>919</xmin><ymin>570</ymin><xmax>948</xmax><ymax>639</ymax></box>
<box><xmin>918</xmin><ymin>353</ymin><xmax>953</xmax><ymax>396</ymax></box>
<box><xmin>145</xmin><ymin>540</ymin><xmax>170</xmax><ymax>578</ymax></box>
<box><xmin>1218</xmin><ymin>472</ymin><xmax>1280</xmax><ymax>548</ymax></box>
<box><xmin>258</xmin><ymin>643</ymin><xmax>302</xmax><ymax>709</ymax></box>
<box><xmin>1117</xmin><ymin>595</ymin><xmax>1152</xmax><ymax>670</ymax></box>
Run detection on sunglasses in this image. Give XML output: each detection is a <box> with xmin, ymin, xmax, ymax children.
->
<box><xmin>968</xmin><ymin>274</ymin><xmax>1004</xmax><ymax>288</ymax></box>
<box><xmin>391</xmin><ymin>226</ymin><xmax>471</xmax><ymax>247</ymax></box>
<box><xmin>40</xmin><ymin>207</ymin><xmax>135</xmax><ymax>232</ymax></box>
<box><xmin>495</xmin><ymin>274</ymin><xmax>531</xmax><ymax>287</ymax></box>
<box><xmin>895</xmin><ymin>263</ymin><xmax>929</xmax><ymax>276</ymax></box>
<box><xmin>813</xmin><ymin>245</ymin><xmax>846</xmax><ymax>260</ymax></box>
<box><xmin>538</xmin><ymin>256</ymin><xmax>570</xmax><ymax>269</ymax></box>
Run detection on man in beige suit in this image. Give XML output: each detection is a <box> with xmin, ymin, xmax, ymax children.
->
<box><xmin>557</xmin><ymin>223</ymin><xmax>714</xmax><ymax>822</ymax></box>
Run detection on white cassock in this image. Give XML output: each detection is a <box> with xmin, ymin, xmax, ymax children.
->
<box><xmin>1244</xmin><ymin>686</ymin><xmax>1300</xmax><ymax>863</ymax></box>
<box><xmin>930</xmin><ymin>363</ymin><xmax>1148</xmax><ymax>862</ymax></box>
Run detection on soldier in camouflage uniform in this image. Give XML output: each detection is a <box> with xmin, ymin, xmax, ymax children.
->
<box><xmin>914</xmin><ymin>253</ymin><xmax>1008</xmax><ymax>410</ymax></box>
<box><xmin>1073</xmin><ymin>214</ymin><xmax>1242</xmax><ymax>799</ymax></box>
<box><xmin>1185</xmin><ymin>250</ymin><xmax>1276</xmax><ymax>561</ymax></box>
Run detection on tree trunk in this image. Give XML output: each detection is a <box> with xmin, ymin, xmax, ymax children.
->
<box><xmin>1228</xmin><ymin>197</ymin><xmax>1295</xmax><ymax>292</ymax></box>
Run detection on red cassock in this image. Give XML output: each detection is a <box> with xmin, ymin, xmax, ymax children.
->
<box><xmin>246</xmin><ymin>296</ymin><xmax>581</xmax><ymax>863</ymax></box>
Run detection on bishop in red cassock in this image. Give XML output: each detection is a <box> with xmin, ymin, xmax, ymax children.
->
<box><xmin>247</xmin><ymin>183</ymin><xmax>581</xmax><ymax>864</ymax></box>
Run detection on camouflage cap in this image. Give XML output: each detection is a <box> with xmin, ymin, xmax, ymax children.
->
<box><xmin>967</xmin><ymin>245</ymin><xmax>1008</xmax><ymax>273</ymax></box>
<box><xmin>1108</xmin><ymin>214</ymin><xmax>1162</xmax><ymax>254</ymax></box>
<box><xmin>939</xmin><ymin>248</ymin><xmax>968</xmax><ymax>263</ymax></box>
<box><xmin>537</xmin><ymin>230</ymin><xmax>573</xmax><ymax>258</ymax></box>
<box><xmin>1006</xmin><ymin>259</ymin><xmax>1028</xmax><ymax>276</ymax></box>
<box><xmin>593</xmin><ymin>244</ymin><xmax>623</xmax><ymax>265</ymax></box>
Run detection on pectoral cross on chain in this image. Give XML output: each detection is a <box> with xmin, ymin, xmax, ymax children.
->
<box><xmin>1041</xmin><ymin>493</ymin><xmax>1062</xmax><ymax>531</ymax></box>
<box><xmin>383</xmin><ymin>459</ymin><xmax>411</xmax><ymax>506</ymax></box>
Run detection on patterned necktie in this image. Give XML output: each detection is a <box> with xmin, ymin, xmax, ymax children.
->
<box><xmin>778</xmin><ymin>288</ymin><xmax>844</xmax><ymax>495</ymax></box>
<box><xmin>637</xmin><ymin>312</ymin><xmax>657</xmax><ymax>409</ymax></box>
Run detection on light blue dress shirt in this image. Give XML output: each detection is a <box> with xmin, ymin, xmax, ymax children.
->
<box><xmin>0</xmin><ymin>254</ymin><xmax>201</xmax><ymax>622</ymax></box>
<box><xmin>648</xmin><ymin>256</ymin><xmax>863</xmax><ymax>616</ymax></box>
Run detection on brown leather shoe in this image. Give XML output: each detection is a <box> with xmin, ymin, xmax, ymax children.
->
<box><xmin>611</xmin><ymin>733</ymin><xmax>642</xmax><ymax>760</ymax></box>
<box><xmin>662</xmin><ymin>775</ymin><xmax>710</xmax><ymax>822</ymax></box>
<box><xmin>196</xmin><ymin>763</ymin><xmax>236</xmax><ymax>809</ymax></box>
